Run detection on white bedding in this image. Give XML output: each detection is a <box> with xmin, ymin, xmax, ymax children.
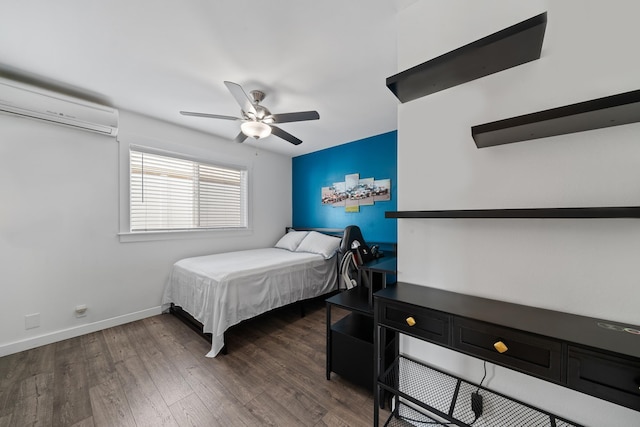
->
<box><xmin>162</xmin><ymin>247</ymin><xmax>338</xmax><ymax>356</ymax></box>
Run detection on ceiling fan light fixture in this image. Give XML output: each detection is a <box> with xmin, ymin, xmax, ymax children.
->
<box><xmin>179</xmin><ymin>81</ymin><xmax>318</xmax><ymax>145</ymax></box>
<box><xmin>241</xmin><ymin>121</ymin><xmax>272</xmax><ymax>139</ymax></box>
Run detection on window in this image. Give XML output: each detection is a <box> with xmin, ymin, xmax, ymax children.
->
<box><xmin>129</xmin><ymin>149</ymin><xmax>248</xmax><ymax>232</ymax></box>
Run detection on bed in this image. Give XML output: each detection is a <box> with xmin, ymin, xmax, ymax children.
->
<box><xmin>162</xmin><ymin>228</ymin><xmax>344</xmax><ymax>357</ymax></box>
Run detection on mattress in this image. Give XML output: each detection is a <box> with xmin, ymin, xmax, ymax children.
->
<box><xmin>162</xmin><ymin>247</ymin><xmax>337</xmax><ymax>356</ymax></box>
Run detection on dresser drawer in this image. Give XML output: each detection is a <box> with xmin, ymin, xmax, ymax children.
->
<box><xmin>453</xmin><ymin>317</ymin><xmax>563</xmax><ymax>382</ymax></box>
<box><xmin>378</xmin><ymin>300</ymin><xmax>450</xmax><ymax>345</ymax></box>
<box><xmin>567</xmin><ymin>346</ymin><xmax>640</xmax><ymax>411</ymax></box>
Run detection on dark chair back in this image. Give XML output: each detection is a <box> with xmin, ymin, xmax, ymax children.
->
<box><xmin>340</xmin><ymin>225</ymin><xmax>366</xmax><ymax>254</ymax></box>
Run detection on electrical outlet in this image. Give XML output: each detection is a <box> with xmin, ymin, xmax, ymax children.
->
<box><xmin>25</xmin><ymin>313</ymin><xmax>40</xmax><ymax>329</ymax></box>
<box><xmin>75</xmin><ymin>304</ymin><xmax>87</xmax><ymax>318</ymax></box>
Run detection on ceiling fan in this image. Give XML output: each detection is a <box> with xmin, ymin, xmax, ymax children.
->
<box><xmin>180</xmin><ymin>81</ymin><xmax>320</xmax><ymax>145</ymax></box>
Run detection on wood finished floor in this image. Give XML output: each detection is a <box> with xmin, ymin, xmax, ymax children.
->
<box><xmin>0</xmin><ymin>299</ymin><xmax>387</xmax><ymax>427</ymax></box>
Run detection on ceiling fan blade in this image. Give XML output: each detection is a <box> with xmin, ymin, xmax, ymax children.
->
<box><xmin>233</xmin><ymin>131</ymin><xmax>248</xmax><ymax>143</ymax></box>
<box><xmin>180</xmin><ymin>111</ymin><xmax>241</xmax><ymax>120</ymax></box>
<box><xmin>270</xmin><ymin>125</ymin><xmax>302</xmax><ymax>145</ymax></box>
<box><xmin>271</xmin><ymin>111</ymin><xmax>320</xmax><ymax>123</ymax></box>
<box><xmin>224</xmin><ymin>81</ymin><xmax>257</xmax><ymax>116</ymax></box>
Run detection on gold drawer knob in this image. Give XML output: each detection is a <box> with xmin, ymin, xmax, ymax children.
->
<box><xmin>494</xmin><ymin>341</ymin><xmax>508</xmax><ymax>353</ymax></box>
<box><xmin>406</xmin><ymin>317</ymin><xmax>416</xmax><ymax>327</ymax></box>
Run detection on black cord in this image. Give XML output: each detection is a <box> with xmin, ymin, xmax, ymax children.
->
<box><xmin>469</xmin><ymin>360</ymin><xmax>487</xmax><ymax>426</ymax></box>
<box><xmin>477</xmin><ymin>360</ymin><xmax>487</xmax><ymax>392</ymax></box>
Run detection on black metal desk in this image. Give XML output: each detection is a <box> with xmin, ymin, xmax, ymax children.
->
<box><xmin>358</xmin><ymin>256</ymin><xmax>397</xmax><ymax>307</ymax></box>
<box><xmin>325</xmin><ymin>256</ymin><xmax>397</xmax><ymax>390</ymax></box>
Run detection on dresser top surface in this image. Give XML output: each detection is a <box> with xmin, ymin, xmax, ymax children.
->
<box><xmin>375</xmin><ymin>282</ymin><xmax>640</xmax><ymax>360</ymax></box>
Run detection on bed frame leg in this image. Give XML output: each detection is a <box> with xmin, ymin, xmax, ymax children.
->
<box><xmin>220</xmin><ymin>332</ymin><xmax>228</xmax><ymax>355</ymax></box>
<box><xmin>300</xmin><ymin>301</ymin><xmax>306</xmax><ymax>318</ymax></box>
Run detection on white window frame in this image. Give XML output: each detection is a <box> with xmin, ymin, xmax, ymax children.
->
<box><xmin>118</xmin><ymin>135</ymin><xmax>252</xmax><ymax>242</ymax></box>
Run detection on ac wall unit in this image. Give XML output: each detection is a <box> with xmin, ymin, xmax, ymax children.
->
<box><xmin>0</xmin><ymin>77</ymin><xmax>118</xmax><ymax>136</ymax></box>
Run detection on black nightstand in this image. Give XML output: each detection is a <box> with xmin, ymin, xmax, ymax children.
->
<box><xmin>326</xmin><ymin>256</ymin><xmax>397</xmax><ymax>391</ymax></box>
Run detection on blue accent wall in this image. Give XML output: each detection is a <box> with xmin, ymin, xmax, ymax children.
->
<box><xmin>292</xmin><ymin>131</ymin><xmax>397</xmax><ymax>244</ymax></box>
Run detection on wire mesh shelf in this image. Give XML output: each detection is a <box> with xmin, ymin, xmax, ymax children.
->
<box><xmin>384</xmin><ymin>402</ymin><xmax>450</xmax><ymax>426</ymax></box>
<box><xmin>379</xmin><ymin>355</ymin><xmax>584</xmax><ymax>427</ymax></box>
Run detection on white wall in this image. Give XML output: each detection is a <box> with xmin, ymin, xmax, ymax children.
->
<box><xmin>396</xmin><ymin>1</ymin><xmax>640</xmax><ymax>425</ymax></box>
<box><xmin>0</xmin><ymin>109</ymin><xmax>292</xmax><ymax>356</ymax></box>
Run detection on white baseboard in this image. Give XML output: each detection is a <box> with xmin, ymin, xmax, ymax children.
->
<box><xmin>0</xmin><ymin>306</ymin><xmax>163</xmax><ymax>357</ymax></box>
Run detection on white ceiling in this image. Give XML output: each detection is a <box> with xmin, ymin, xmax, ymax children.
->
<box><xmin>0</xmin><ymin>1</ymin><xmax>415</xmax><ymax>157</ymax></box>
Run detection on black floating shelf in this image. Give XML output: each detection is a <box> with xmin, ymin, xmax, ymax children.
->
<box><xmin>386</xmin><ymin>12</ymin><xmax>547</xmax><ymax>103</ymax></box>
<box><xmin>472</xmin><ymin>89</ymin><xmax>640</xmax><ymax>148</ymax></box>
<box><xmin>385</xmin><ymin>206</ymin><xmax>640</xmax><ymax>219</ymax></box>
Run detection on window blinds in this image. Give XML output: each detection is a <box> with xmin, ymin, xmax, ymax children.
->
<box><xmin>130</xmin><ymin>149</ymin><xmax>247</xmax><ymax>231</ymax></box>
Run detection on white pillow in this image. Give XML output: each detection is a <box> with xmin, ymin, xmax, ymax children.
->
<box><xmin>295</xmin><ymin>231</ymin><xmax>341</xmax><ymax>259</ymax></box>
<box><xmin>274</xmin><ymin>231</ymin><xmax>309</xmax><ymax>251</ymax></box>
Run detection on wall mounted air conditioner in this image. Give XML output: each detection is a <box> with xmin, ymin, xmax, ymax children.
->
<box><xmin>0</xmin><ymin>77</ymin><xmax>118</xmax><ymax>136</ymax></box>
